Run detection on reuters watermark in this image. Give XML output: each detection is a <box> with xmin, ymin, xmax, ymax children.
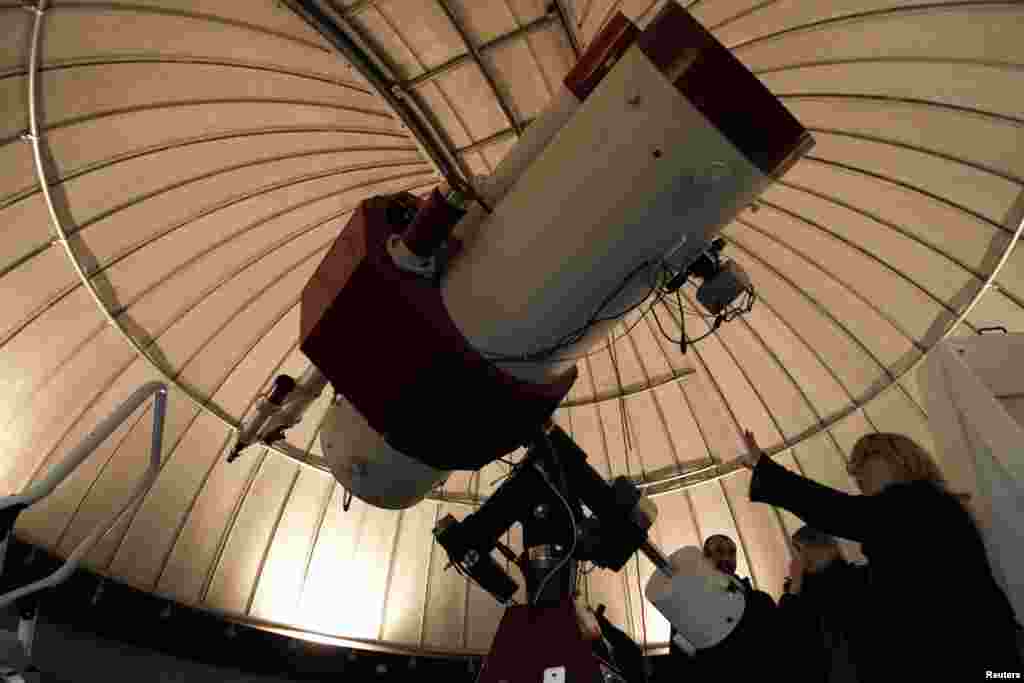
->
<box><xmin>987</xmin><ymin>673</ymin><xmax>1022</xmax><ymax>679</ymax></box>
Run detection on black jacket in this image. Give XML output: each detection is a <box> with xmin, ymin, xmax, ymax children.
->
<box><xmin>778</xmin><ymin>559</ymin><xmax>870</xmax><ymax>683</ymax></box>
<box><xmin>751</xmin><ymin>455</ymin><xmax>1022</xmax><ymax>680</ymax></box>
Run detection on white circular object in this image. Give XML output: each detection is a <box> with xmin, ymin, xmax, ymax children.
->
<box><xmin>645</xmin><ymin>546</ymin><xmax>746</xmax><ymax>650</ymax></box>
<box><xmin>321</xmin><ymin>395</ymin><xmax>450</xmax><ymax>509</ymax></box>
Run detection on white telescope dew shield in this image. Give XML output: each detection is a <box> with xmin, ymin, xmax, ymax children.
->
<box><xmin>645</xmin><ymin>546</ymin><xmax>746</xmax><ymax>654</ymax></box>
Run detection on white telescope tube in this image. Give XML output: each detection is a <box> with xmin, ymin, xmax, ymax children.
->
<box><xmin>443</xmin><ymin>46</ymin><xmax>771</xmax><ymax>385</ymax></box>
<box><xmin>452</xmin><ymin>85</ymin><xmax>581</xmax><ymax>251</ymax></box>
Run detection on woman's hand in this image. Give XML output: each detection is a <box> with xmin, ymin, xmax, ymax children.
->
<box><xmin>738</xmin><ymin>429</ymin><xmax>765</xmax><ymax>470</ymax></box>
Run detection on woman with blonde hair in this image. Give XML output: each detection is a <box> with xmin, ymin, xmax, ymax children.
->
<box><xmin>739</xmin><ymin>429</ymin><xmax>1022</xmax><ymax>680</ymax></box>
<box><xmin>846</xmin><ymin>432</ymin><xmax>959</xmax><ymax>496</ymax></box>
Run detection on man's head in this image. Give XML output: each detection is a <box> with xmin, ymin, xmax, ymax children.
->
<box><xmin>792</xmin><ymin>526</ymin><xmax>841</xmax><ymax>574</ymax></box>
<box><xmin>703</xmin><ymin>535</ymin><xmax>737</xmax><ymax>575</ymax></box>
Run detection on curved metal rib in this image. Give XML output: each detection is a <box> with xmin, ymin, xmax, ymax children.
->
<box><xmin>403</xmin><ymin>14</ymin><xmax>559</xmax><ymax>89</ymax></box>
<box><xmin>286</xmin><ymin>0</ymin><xmax>472</xmax><ymax>185</ymax></box>
<box><xmin>22</xmin><ymin>0</ymin><xmax>388</xmax><ymax>485</ymax></box>
<box><xmin>733</xmin><ymin>217</ymin><xmax>928</xmax><ymax>351</ymax></box>
<box><xmin>436</xmin><ymin>0</ymin><xmax>522</xmax><ymax>137</ymax></box>
<box><xmin>727</xmin><ymin>1</ymin><xmax>1009</xmax><ymax>53</ymax></box>
<box><xmin>641</xmin><ymin>186</ymin><xmax>1024</xmax><ymax>498</ymax></box>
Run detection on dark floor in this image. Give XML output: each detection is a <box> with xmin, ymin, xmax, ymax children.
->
<box><xmin>0</xmin><ymin>537</ymin><xmax>672</xmax><ymax>682</ymax></box>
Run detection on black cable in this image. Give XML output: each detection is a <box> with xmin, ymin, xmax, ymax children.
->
<box><xmin>593</xmin><ymin>261</ymin><xmax>663</xmax><ymax>324</ymax></box>
<box><xmin>485</xmin><ymin>260</ymin><xmax>669</xmax><ymax>365</ymax></box>
<box><xmin>662</xmin><ymin>263</ymin><xmax>757</xmax><ymax>323</ymax></box>
<box><xmin>685</xmin><ymin>326</ymin><xmax>719</xmax><ymax>344</ymax></box>
<box><xmin>476</xmin><ymin>253</ymin><xmax>756</xmax><ymax>364</ymax></box>
<box><xmin>611</xmin><ymin>302</ymin><xmax>659</xmax><ymax>339</ymax></box>
<box><xmin>480</xmin><ymin>261</ymin><xmax>659</xmax><ymax>363</ymax></box>
<box><xmin>650</xmin><ymin>263</ymin><xmax>758</xmax><ymax>352</ymax></box>
<box><xmin>590</xmin><ymin>279</ymin><xmax>668</xmax><ymax>354</ymax></box>
<box><xmin>653</xmin><ymin>302</ymin><xmax>719</xmax><ymax>347</ymax></box>
<box><xmin>650</xmin><ymin>299</ymin><xmax>683</xmax><ymax>345</ymax></box>
<box><xmin>531</xmin><ymin>457</ymin><xmax>578</xmax><ymax>606</ymax></box>
<box><xmin>661</xmin><ymin>290</ymin><xmax>715</xmax><ymax>320</ymax></box>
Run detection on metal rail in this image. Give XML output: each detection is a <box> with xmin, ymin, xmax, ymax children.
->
<box><xmin>551</xmin><ymin>0</ymin><xmax>582</xmax><ymax>58</ymax></box>
<box><xmin>289</xmin><ymin>0</ymin><xmax>472</xmax><ymax>188</ymax></box>
<box><xmin>436</xmin><ymin>0</ymin><xmax>522</xmax><ymax>137</ymax></box>
<box><xmin>404</xmin><ymin>15</ymin><xmax>558</xmax><ymax>89</ymax></box>
<box><xmin>0</xmin><ymin>382</ymin><xmax>168</xmax><ymax>608</ymax></box>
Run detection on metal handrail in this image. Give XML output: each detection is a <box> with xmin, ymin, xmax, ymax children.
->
<box><xmin>0</xmin><ymin>382</ymin><xmax>168</xmax><ymax>609</ymax></box>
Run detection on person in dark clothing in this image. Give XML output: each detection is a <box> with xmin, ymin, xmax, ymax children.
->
<box><xmin>700</xmin><ymin>534</ymin><xmax>778</xmax><ymax>636</ymax></box>
<box><xmin>697</xmin><ymin>534</ymin><xmax>775</xmax><ymax>609</ymax></box>
<box><xmin>779</xmin><ymin>526</ymin><xmax>870</xmax><ymax>683</ymax></box>
<box><xmin>667</xmin><ymin>535</ymin><xmax>779</xmax><ymax>677</ymax></box>
<box><xmin>739</xmin><ymin>430</ymin><xmax>1023</xmax><ymax>681</ymax></box>
<box><xmin>591</xmin><ymin>604</ymin><xmax>646</xmax><ymax>682</ymax></box>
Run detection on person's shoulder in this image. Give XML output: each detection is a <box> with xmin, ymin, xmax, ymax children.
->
<box><xmin>885</xmin><ymin>480</ymin><xmax>948</xmax><ymax>499</ymax></box>
<box><xmin>880</xmin><ymin>481</ymin><xmax>957</xmax><ymax>516</ymax></box>
<box><xmin>885</xmin><ymin>482</ymin><xmax>969</xmax><ymax>522</ymax></box>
